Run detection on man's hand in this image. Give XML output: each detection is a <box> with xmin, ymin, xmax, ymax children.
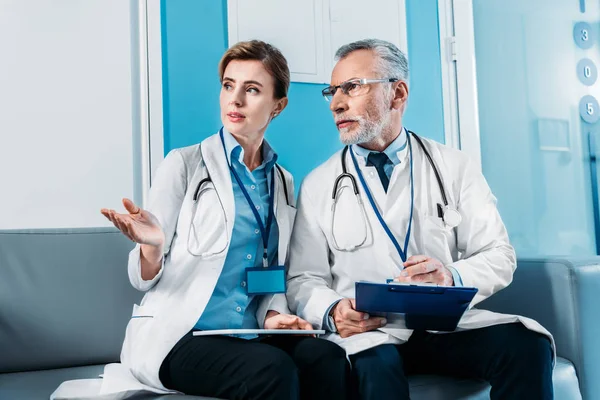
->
<box><xmin>331</xmin><ymin>298</ymin><xmax>387</xmax><ymax>338</ymax></box>
<box><xmin>264</xmin><ymin>310</ymin><xmax>313</xmax><ymax>331</ymax></box>
<box><xmin>395</xmin><ymin>255</ymin><xmax>454</xmax><ymax>286</ymax></box>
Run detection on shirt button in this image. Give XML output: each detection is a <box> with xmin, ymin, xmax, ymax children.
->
<box><xmin>246</xmin><ymin>254</ymin><xmax>252</xmax><ymax>260</ymax></box>
<box><xmin>241</xmin><ymin>281</ymin><xmax>247</xmax><ymax>287</ymax></box>
<box><xmin>250</xmin><ymin>185</ymin><xmax>256</xmax><ymax>190</ymax></box>
<box><xmin>255</xmin><ymin>205</ymin><xmax>260</xmax><ymax>210</ymax></box>
<box><xmin>254</xmin><ymin>229</ymin><xmax>260</xmax><ymax>234</ymax></box>
<box><xmin>236</xmin><ymin>306</ymin><xmax>242</xmax><ymax>312</ymax></box>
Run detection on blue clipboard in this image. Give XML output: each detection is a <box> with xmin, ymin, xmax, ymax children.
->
<box><xmin>355</xmin><ymin>281</ymin><xmax>478</xmax><ymax>331</ymax></box>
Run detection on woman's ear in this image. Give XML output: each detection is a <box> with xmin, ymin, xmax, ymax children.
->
<box><xmin>272</xmin><ymin>97</ymin><xmax>289</xmax><ymax>118</ymax></box>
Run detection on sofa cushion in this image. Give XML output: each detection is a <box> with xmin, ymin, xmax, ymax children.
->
<box><xmin>479</xmin><ymin>258</ymin><xmax>600</xmax><ymax>400</ymax></box>
<box><xmin>0</xmin><ymin>357</ymin><xmax>579</xmax><ymax>400</ymax></box>
<box><xmin>0</xmin><ymin>365</ymin><xmax>104</xmax><ymax>399</ymax></box>
<box><xmin>0</xmin><ymin>365</ymin><xmax>216</xmax><ymax>400</ymax></box>
<box><xmin>406</xmin><ymin>357</ymin><xmax>580</xmax><ymax>400</ymax></box>
<box><xmin>0</xmin><ymin>229</ymin><xmax>142</xmax><ymax>373</ymax></box>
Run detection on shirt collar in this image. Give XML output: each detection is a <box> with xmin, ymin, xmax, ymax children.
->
<box><xmin>352</xmin><ymin>127</ymin><xmax>408</xmax><ymax>165</ymax></box>
<box><xmin>222</xmin><ymin>128</ymin><xmax>278</xmax><ymax>172</ymax></box>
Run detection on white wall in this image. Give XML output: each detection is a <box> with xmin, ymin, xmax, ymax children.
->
<box><xmin>227</xmin><ymin>0</ymin><xmax>408</xmax><ymax>84</ymax></box>
<box><xmin>0</xmin><ymin>0</ymin><xmax>145</xmax><ymax>229</ymax></box>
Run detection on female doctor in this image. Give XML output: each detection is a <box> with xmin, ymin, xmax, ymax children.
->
<box><xmin>100</xmin><ymin>41</ymin><xmax>349</xmax><ymax>400</ymax></box>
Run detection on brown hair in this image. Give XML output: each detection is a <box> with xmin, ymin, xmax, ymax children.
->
<box><xmin>218</xmin><ymin>40</ymin><xmax>290</xmax><ymax>99</ymax></box>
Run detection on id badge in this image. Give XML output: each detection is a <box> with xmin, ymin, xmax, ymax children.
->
<box><xmin>246</xmin><ymin>265</ymin><xmax>286</xmax><ymax>295</ymax></box>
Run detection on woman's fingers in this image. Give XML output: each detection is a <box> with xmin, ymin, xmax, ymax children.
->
<box><xmin>101</xmin><ymin>208</ymin><xmax>140</xmax><ymax>243</ymax></box>
<box><xmin>112</xmin><ymin>213</ymin><xmax>127</xmax><ymax>232</ymax></box>
<box><xmin>122</xmin><ymin>198</ymin><xmax>141</xmax><ymax>215</ymax></box>
<box><xmin>299</xmin><ymin>319</ymin><xmax>313</xmax><ymax>330</ymax></box>
<box><xmin>111</xmin><ymin>213</ymin><xmax>133</xmax><ymax>240</ymax></box>
<box><xmin>275</xmin><ymin>315</ymin><xmax>299</xmax><ymax>329</ymax></box>
<box><xmin>102</xmin><ymin>209</ymin><xmax>120</xmax><ymax>225</ymax></box>
<box><xmin>270</xmin><ymin>315</ymin><xmax>315</xmax><ymax>336</ymax></box>
<box><xmin>125</xmin><ymin>220</ymin><xmax>145</xmax><ymax>243</ymax></box>
<box><xmin>102</xmin><ymin>209</ymin><xmax>117</xmax><ymax>225</ymax></box>
<box><xmin>100</xmin><ymin>209</ymin><xmax>115</xmax><ymax>223</ymax></box>
<box><xmin>117</xmin><ymin>217</ymin><xmax>137</xmax><ymax>242</ymax></box>
<box><xmin>106</xmin><ymin>213</ymin><xmax>125</xmax><ymax>235</ymax></box>
<box><xmin>280</xmin><ymin>315</ymin><xmax>298</xmax><ymax>328</ymax></box>
<box><xmin>119</xmin><ymin>216</ymin><xmax>140</xmax><ymax>242</ymax></box>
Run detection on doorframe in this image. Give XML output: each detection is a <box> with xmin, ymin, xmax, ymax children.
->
<box><xmin>438</xmin><ymin>0</ymin><xmax>483</xmax><ymax>170</ymax></box>
<box><xmin>137</xmin><ymin>0</ymin><xmax>164</xmax><ymax>206</ymax></box>
<box><xmin>438</xmin><ymin>0</ymin><xmax>460</xmax><ymax>151</ymax></box>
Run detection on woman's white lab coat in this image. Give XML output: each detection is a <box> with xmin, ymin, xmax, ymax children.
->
<box><xmin>51</xmin><ymin>132</ymin><xmax>296</xmax><ymax>399</ymax></box>
<box><xmin>285</xmin><ymin>136</ymin><xmax>554</xmax><ymax>357</ymax></box>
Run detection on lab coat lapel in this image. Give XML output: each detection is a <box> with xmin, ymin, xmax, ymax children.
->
<box><xmin>273</xmin><ymin>164</ymin><xmax>296</xmax><ymax>265</ymax></box>
<box><xmin>273</xmin><ymin>163</ymin><xmax>280</xmax><ymax>218</ymax></box>
<box><xmin>274</xmin><ymin>169</ymin><xmax>285</xmax><ymax>265</ymax></box>
<box><xmin>200</xmin><ymin>134</ymin><xmax>235</xmax><ymax>235</ymax></box>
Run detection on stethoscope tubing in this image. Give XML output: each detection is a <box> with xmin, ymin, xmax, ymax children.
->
<box><xmin>336</xmin><ymin>131</ymin><xmax>448</xmax><ymax>208</ymax></box>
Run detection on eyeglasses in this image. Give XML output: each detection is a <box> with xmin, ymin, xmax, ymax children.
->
<box><xmin>322</xmin><ymin>78</ymin><xmax>399</xmax><ymax>102</ymax></box>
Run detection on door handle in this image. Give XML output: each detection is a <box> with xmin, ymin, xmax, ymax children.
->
<box><xmin>587</xmin><ymin>131</ymin><xmax>600</xmax><ymax>254</ymax></box>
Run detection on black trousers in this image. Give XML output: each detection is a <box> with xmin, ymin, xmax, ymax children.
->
<box><xmin>159</xmin><ymin>331</ymin><xmax>350</xmax><ymax>400</ymax></box>
<box><xmin>349</xmin><ymin>323</ymin><xmax>554</xmax><ymax>400</ymax></box>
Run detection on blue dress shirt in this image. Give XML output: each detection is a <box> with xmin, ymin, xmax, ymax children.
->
<box><xmin>195</xmin><ymin>129</ymin><xmax>279</xmax><ymax>337</ymax></box>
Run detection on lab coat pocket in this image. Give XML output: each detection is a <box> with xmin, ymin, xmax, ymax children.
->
<box><xmin>130</xmin><ymin>304</ymin><xmax>154</xmax><ymax>319</ymax></box>
<box><xmin>121</xmin><ymin>304</ymin><xmax>156</xmax><ymax>366</ymax></box>
<box><xmin>187</xmin><ymin>186</ymin><xmax>228</xmax><ymax>257</ymax></box>
<box><xmin>420</xmin><ymin>215</ymin><xmax>454</xmax><ymax>265</ymax></box>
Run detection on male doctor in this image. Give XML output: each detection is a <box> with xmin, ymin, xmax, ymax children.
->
<box><xmin>286</xmin><ymin>39</ymin><xmax>553</xmax><ymax>399</ymax></box>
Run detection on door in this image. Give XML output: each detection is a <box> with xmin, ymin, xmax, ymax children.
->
<box><xmin>449</xmin><ymin>0</ymin><xmax>600</xmax><ymax>257</ymax></box>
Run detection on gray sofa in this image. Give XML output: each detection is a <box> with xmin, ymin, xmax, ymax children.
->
<box><xmin>0</xmin><ymin>228</ymin><xmax>597</xmax><ymax>399</ymax></box>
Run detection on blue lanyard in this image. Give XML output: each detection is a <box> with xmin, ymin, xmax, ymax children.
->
<box><xmin>349</xmin><ymin>135</ymin><xmax>415</xmax><ymax>263</ymax></box>
<box><xmin>219</xmin><ymin>129</ymin><xmax>275</xmax><ymax>268</ymax></box>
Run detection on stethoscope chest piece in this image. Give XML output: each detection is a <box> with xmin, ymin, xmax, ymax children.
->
<box><xmin>442</xmin><ymin>206</ymin><xmax>462</xmax><ymax>228</ymax></box>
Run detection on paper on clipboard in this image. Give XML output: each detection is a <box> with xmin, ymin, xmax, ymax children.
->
<box><xmin>192</xmin><ymin>329</ymin><xmax>326</xmax><ymax>337</ymax></box>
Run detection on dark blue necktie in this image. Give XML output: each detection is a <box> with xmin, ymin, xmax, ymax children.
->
<box><xmin>366</xmin><ymin>152</ymin><xmax>391</xmax><ymax>192</ymax></box>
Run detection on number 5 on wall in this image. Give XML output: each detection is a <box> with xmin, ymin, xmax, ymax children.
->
<box><xmin>581</xmin><ymin>95</ymin><xmax>600</xmax><ymax>124</ymax></box>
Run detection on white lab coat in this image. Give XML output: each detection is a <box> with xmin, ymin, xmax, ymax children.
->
<box><xmin>51</xmin><ymin>132</ymin><xmax>296</xmax><ymax>399</ymax></box>
<box><xmin>286</xmin><ymin>135</ymin><xmax>555</xmax><ymax>357</ymax></box>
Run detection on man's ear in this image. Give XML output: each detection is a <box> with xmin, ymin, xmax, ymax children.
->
<box><xmin>391</xmin><ymin>81</ymin><xmax>409</xmax><ymax>110</ymax></box>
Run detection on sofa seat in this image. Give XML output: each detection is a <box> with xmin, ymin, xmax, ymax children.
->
<box><xmin>406</xmin><ymin>357</ymin><xmax>580</xmax><ymax>399</ymax></box>
<box><xmin>0</xmin><ymin>357</ymin><xmax>579</xmax><ymax>400</ymax></box>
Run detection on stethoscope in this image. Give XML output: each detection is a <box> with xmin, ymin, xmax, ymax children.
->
<box><xmin>331</xmin><ymin>130</ymin><xmax>462</xmax><ymax>257</ymax></box>
<box><xmin>186</xmin><ymin>130</ymin><xmax>291</xmax><ymax>258</ymax></box>
<box><xmin>193</xmin><ymin>163</ymin><xmax>290</xmax><ymax>206</ymax></box>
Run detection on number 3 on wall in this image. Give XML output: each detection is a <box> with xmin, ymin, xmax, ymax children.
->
<box><xmin>574</xmin><ymin>22</ymin><xmax>594</xmax><ymax>49</ymax></box>
<box><xmin>582</xmin><ymin>29</ymin><xmax>589</xmax><ymax>41</ymax></box>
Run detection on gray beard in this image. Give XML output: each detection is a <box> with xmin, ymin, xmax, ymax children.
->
<box><xmin>340</xmin><ymin>112</ymin><xmax>391</xmax><ymax>146</ymax></box>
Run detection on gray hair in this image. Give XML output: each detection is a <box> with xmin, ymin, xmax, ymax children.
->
<box><xmin>335</xmin><ymin>39</ymin><xmax>409</xmax><ymax>82</ymax></box>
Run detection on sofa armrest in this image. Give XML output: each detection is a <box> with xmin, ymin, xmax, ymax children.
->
<box><xmin>478</xmin><ymin>257</ymin><xmax>600</xmax><ymax>400</ymax></box>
